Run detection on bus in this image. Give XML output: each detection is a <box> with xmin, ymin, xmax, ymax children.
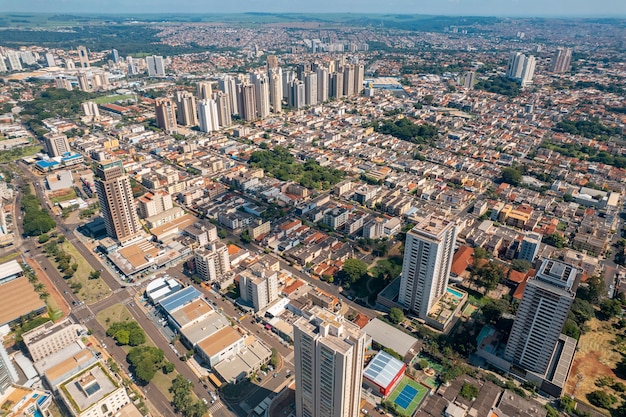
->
<box><xmin>208</xmin><ymin>373</ymin><xmax>223</xmax><ymax>388</ymax></box>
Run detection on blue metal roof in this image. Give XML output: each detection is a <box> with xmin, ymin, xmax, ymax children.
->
<box><xmin>159</xmin><ymin>286</ymin><xmax>202</xmax><ymax>313</ymax></box>
<box><xmin>36</xmin><ymin>160</ymin><xmax>59</xmax><ymax>168</ymax></box>
<box><xmin>363</xmin><ymin>350</ymin><xmax>405</xmax><ymax>389</ymax></box>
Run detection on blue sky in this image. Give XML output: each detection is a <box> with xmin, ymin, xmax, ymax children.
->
<box><xmin>0</xmin><ymin>0</ymin><xmax>624</xmax><ymax>17</ymax></box>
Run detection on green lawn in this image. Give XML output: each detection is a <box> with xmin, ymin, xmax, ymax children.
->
<box><xmin>96</xmin><ymin>304</ymin><xmax>134</xmax><ymax>328</ymax></box>
<box><xmin>60</xmin><ymin>240</ymin><xmax>111</xmax><ymax>304</ymax></box>
<box><xmin>93</xmin><ymin>94</ymin><xmax>136</xmax><ymax>105</ymax></box>
<box><xmin>0</xmin><ymin>145</ymin><xmax>42</xmax><ymax>163</ymax></box>
<box><xmin>50</xmin><ymin>188</ymin><xmax>77</xmax><ymax>204</ymax></box>
<box><xmin>387</xmin><ymin>377</ymin><xmax>429</xmax><ymax>417</ymax></box>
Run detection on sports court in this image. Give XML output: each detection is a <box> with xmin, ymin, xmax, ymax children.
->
<box><xmin>387</xmin><ymin>377</ymin><xmax>429</xmax><ymax>416</ymax></box>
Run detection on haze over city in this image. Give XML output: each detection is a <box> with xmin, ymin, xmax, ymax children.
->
<box><xmin>1</xmin><ymin>0</ymin><xmax>625</xmax><ymax>17</ymax></box>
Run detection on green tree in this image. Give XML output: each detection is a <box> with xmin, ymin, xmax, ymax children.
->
<box><xmin>162</xmin><ymin>362</ymin><xmax>175</xmax><ymax>374</ymax></box>
<box><xmin>127</xmin><ymin>346</ymin><xmax>164</xmax><ymax>384</ymax></box>
<box><xmin>499</xmin><ymin>167</ymin><xmax>522</xmax><ymax>186</ymax></box>
<box><xmin>459</xmin><ymin>382</ymin><xmax>479</xmax><ymax>400</ymax></box>
<box><xmin>481</xmin><ymin>299</ymin><xmax>509</xmax><ymax>324</ymax></box>
<box><xmin>586</xmin><ymin>390</ymin><xmax>617</xmax><ymax>409</ymax></box>
<box><xmin>388</xmin><ymin>308</ymin><xmax>405</xmax><ymax>324</ymax></box>
<box><xmin>89</xmin><ymin>270</ymin><xmax>101</xmax><ymax>280</ymax></box>
<box><xmin>510</xmin><ymin>259</ymin><xmax>532</xmax><ymax>272</ymax></box>
<box><xmin>576</xmin><ymin>275</ymin><xmax>604</xmax><ymax>303</ymax></box>
<box><xmin>38</xmin><ymin>234</ymin><xmax>50</xmax><ymax>244</ymax></box>
<box><xmin>543</xmin><ymin>233</ymin><xmax>567</xmax><ymax>249</ymax></box>
<box><xmin>170</xmin><ymin>374</ymin><xmax>193</xmax><ymax>414</ymax></box>
<box><xmin>337</xmin><ymin>258</ymin><xmax>369</xmax><ymax>284</ymax></box>
<box><xmin>128</xmin><ymin>328</ymin><xmax>146</xmax><ymax>346</ymax></box>
<box><xmin>599</xmin><ymin>299</ymin><xmax>621</xmax><ymax>320</ymax></box>
<box><xmin>473</xmin><ymin>246</ymin><xmax>488</xmax><ymax>260</ymax></box>
<box><xmin>115</xmin><ymin>330</ymin><xmax>130</xmax><ymax>345</ymax></box>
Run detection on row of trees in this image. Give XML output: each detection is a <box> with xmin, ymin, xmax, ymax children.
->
<box><xmin>555</xmin><ymin>117</ymin><xmax>622</xmax><ymax>140</ymax></box>
<box><xmin>540</xmin><ymin>140</ymin><xmax>626</xmax><ymax>169</ymax></box>
<box><xmin>169</xmin><ymin>375</ymin><xmax>208</xmax><ymax>417</ymax></box>
<box><xmin>43</xmin><ymin>238</ymin><xmax>80</xmax><ymax>280</ymax></box>
<box><xmin>21</xmin><ymin>186</ymin><xmax>55</xmax><ymax>236</ymax></box>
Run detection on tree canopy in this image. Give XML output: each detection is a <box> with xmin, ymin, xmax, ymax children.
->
<box><xmin>127</xmin><ymin>346</ymin><xmax>165</xmax><ymax>384</ymax></box>
<box><xmin>337</xmin><ymin>258</ymin><xmax>369</xmax><ymax>285</ymax></box>
<box><xmin>388</xmin><ymin>308</ymin><xmax>405</xmax><ymax>324</ymax></box>
<box><xmin>499</xmin><ymin>167</ymin><xmax>522</xmax><ymax>186</ymax></box>
<box><xmin>107</xmin><ymin>321</ymin><xmax>146</xmax><ymax>346</ymax></box>
<box><xmin>474</xmin><ymin>76</ymin><xmax>521</xmax><ymax>97</ymax></box>
<box><xmin>249</xmin><ymin>146</ymin><xmax>345</xmax><ymax>190</ymax></box>
<box><xmin>373</xmin><ymin>118</ymin><xmax>438</xmax><ymax>144</ymax></box>
<box><xmin>21</xmin><ymin>187</ymin><xmax>56</xmax><ymax>236</ymax></box>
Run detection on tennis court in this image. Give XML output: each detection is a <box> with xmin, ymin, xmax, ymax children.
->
<box><xmin>395</xmin><ymin>385</ymin><xmax>417</xmax><ymax>408</ymax></box>
<box><xmin>388</xmin><ymin>377</ymin><xmax>429</xmax><ymax>416</ymax></box>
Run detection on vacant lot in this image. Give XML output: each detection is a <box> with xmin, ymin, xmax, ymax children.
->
<box><xmin>96</xmin><ymin>304</ymin><xmax>134</xmax><ymax>328</ymax></box>
<box><xmin>566</xmin><ymin>317</ymin><xmax>625</xmax><ymax>410</ymax></box>
<box><xmin>60</xmin><ymin>240</ymin><xmax>111</xmax><ymax>303</ymax></box>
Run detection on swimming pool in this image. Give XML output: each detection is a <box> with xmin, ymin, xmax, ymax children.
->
<box><xmin>447</xmin><ymin>287</ymin><xmax>464</xmax><ymax>298</ymax></box>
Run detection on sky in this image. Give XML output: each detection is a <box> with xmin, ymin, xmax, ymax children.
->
<box><xmin>0</xmin><ymin>0</ymin><xmax>624</xmax><ymax>17</ymax></box>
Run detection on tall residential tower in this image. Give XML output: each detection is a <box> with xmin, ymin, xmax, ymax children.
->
<box><xmin>95</xmin><ymin>160</ymin><xmax>142</xmax><ymax>244</ymax></box>
<box><xmin>399</xmin><ymin>215</ymin><xmax>457</xmax><ymax>319</ymax></box>
<box><xmin>293</xmin><ymin>307</ymin><xmax>366</xmax><ymax>417</ymax></box>
<box><xmin>504</xmin><ymin>259</ymin><xmax>578</xmax><ymax>375</ymax></box>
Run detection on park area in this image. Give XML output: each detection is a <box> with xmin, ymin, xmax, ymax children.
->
<box><xmin>96</xmin><ymin>304</ymin><xmax>186</xmax><ymax>403</ymax></box>
<box><xmin>386</xmin><ymin>377</ymin><xmax>430</xmax><ymax>417</ymax></box>
<box><xmin>565</xmin><ymin>317</ymin><xmax>626</xmax><ymax>412</ymax></box>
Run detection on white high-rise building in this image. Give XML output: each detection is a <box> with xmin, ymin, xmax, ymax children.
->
<box><xmin>197</xmin><ymin>99</ymin><xmax>220</xmax><ymax>133</ymax></box>
<box><xmin>304</xmin><ymin>71</ymin><xmax>318</xmax><ymax>106</ymax></box>
<box><xmin>293</xmin><ymin>306</ymin><xmax>366</xmax><ymax>417</ymax></box>
<box><xmin>239</xmin><ymin>265</ymin><xmax>278</xmax><ymax>312</ymax></box>
<box><xmin>77</xmin><ymin>46</ymin><xmax>89</xmax><ymax>68</ymax></box>
<box><xmin>197</xmin><ymin>81</ymin><xmax>212</xmax><ymax>100</ymax></box>
<box><xmin>81</xmin><ymin>101</ymin><xmax>100</xmax><ymax>120</ymax></box>
<box><xmin>146</xmin><ymin>55</ymin><xmax>166</xmax><ymax>77</ymax></box>
<box><xmin>517</xmin><ymin>232</ymin><xmax>542</xmax><ymax>263</ymax></box>
<box><xmin>506</xmin><ymin>52</ymin><xmax>536</xmax><ymax>87</ymax></box>
<box><xmin>0</xmin><ymin>344</ymin><xmax>18</xmax><ymax>395</ymax></box>
<box><xmin>399</xmin><ymin>215</ymin><xmax>457</xmax><ymax>319</ymax></box>
<box><xmin>218</xmin><ymin>75</ymin><xmax>239</xmax><ymax>116</ymax></box>
<box><xmin>174</xmin><ymin>90</ymin><xmax>198</xmax><ymax>127</ymax></box>
<box><xmin>353</xmin><ymin>64</ymin><xmax>364</xmax><ymax>94</ymax></box>
<box><xmin>240</xmin><ymin>83</ymin><xmax>257</xmax><ymax>121</ymax></box>
<box><xmin>551</xmin><ymin>47</ymin><xmax>573</xmax><ymax>73</ymax></box>
<box><xmin>342</xmin><ymin>65</ymin><xmax>355</xmax><ymax>96</ymax></box>
<box><xmin>214</xmin><ymin>91</ymin><xmax>232</xmax><ymax>127</ymax></box>
<box><xmin>194</xmin><ymin>242</ymin><xmax>231</xmax><ymax>282</ymax></box>
<box><xmin>6</xmin><ymin>51</ymin><xmax>22</xmax><ymax>71</ymax></box>
<box><xmin>282</xmin><ymin>70</ymin><xmax>296</xmax><ymax>100</ymax></box>
<box><xmin>253</xmin><ymin>73</ymin><xmax>271</xmax><ymax>119</ymax></box>
<box><xmin>269</xmin><ymin>69</ymin><xmax>283</xmax><ymax>114</ymax></box>
<box><xmin>504</xmin><ymin>259</ymin><xmax>578</xmax><ymax>374</ymax></box>
<box><xmin>316</xmin><ymin>67</ymin><xmax>329</xmax><ymax>103</ymax></box>
<box><xmin>45</xmin><ymin>53</ymin><xmax>56</xmax><ymax>68</ymax></box>
<box><xmin>0</xmin><ymin>57</ymin><xmax>7</xmax><ymax>73</ymax></box>
<box><xmin>288</xmin><ymin>80</ymin><xmax>306</xmax><ymax>109</ymax></box>
<box><xmin>65</xmin><ymin>58</ymin><xmax>75</xmax><ymax>70</ymax></box>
